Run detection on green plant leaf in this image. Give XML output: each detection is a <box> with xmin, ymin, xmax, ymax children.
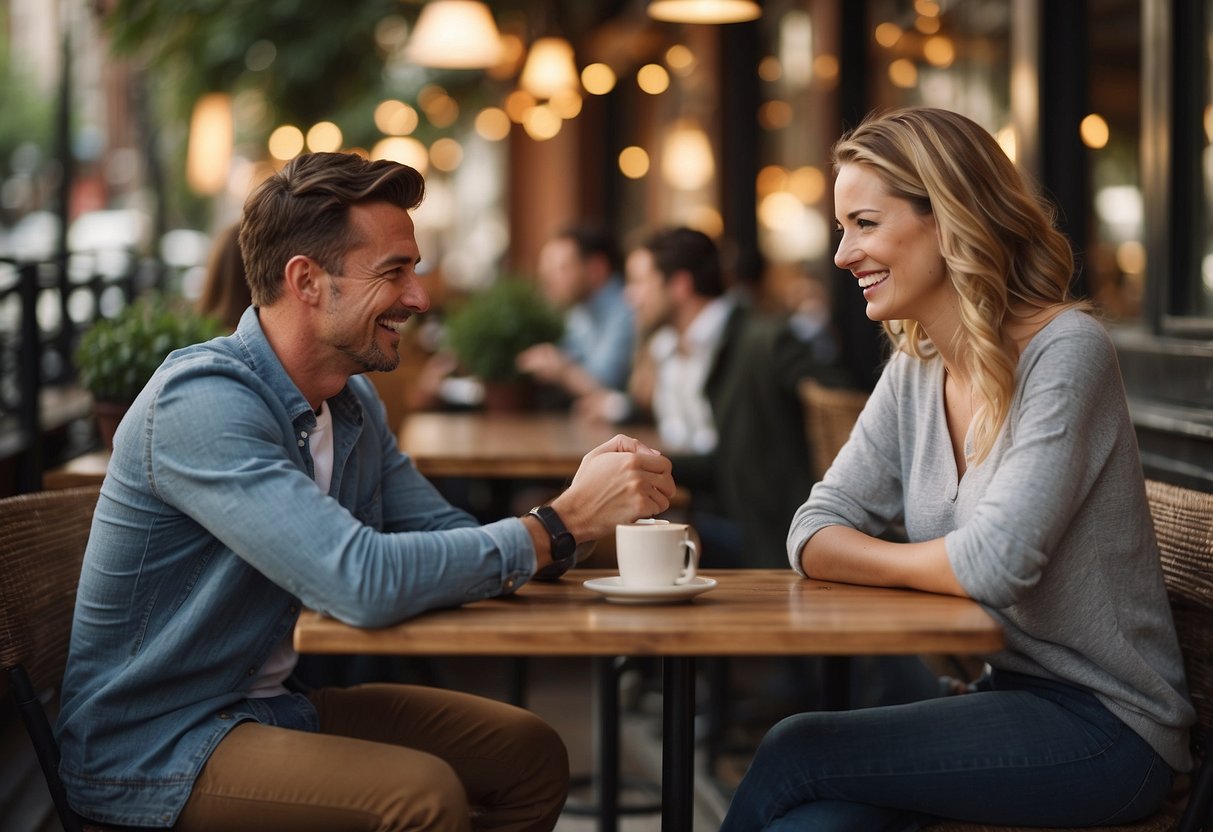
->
<box><xmin>74</xmin><ymin>293</ymin><xmax>226</xmax><ymax>403</ymax></box>
<box><xmin>444</xmin><ymin>278</ymin><xmax>565</xmax><ymax>382</ymax></box>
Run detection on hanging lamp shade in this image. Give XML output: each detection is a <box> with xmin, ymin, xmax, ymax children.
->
<box><xmin>518</xmin><ymin>37</ymin><xmax>580</xmax><ymax>99</ymax></box>
<box><xmin>404</xmin><ymin>0</ymin><xmax>503</xmax><ymax>69</ymax></box>
<box><xmin>647</xmin><ymin>0</ymin><xmax>762</xmax><ymax>24</ymax></box>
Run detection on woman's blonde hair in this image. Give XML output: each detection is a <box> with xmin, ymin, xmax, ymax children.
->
<box><xmin>832</xmin><ymin>107</ymin><xmax>1085</xmax><ymax>462</ymax></box>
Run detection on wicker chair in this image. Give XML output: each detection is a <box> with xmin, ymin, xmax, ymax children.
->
<box><xmin>926</xmin><ymin>480</ymin><xmax>1213</xmax><ymax>832</ymax></box>
<box><xmin>798</xmin><ymin>377</ymin><xmax>870</xmax><ymax>481</ymax></box>
<box><xmin>0</xmin><ymin>484</ymin><xmax>123</xmax><ymax>832</ymax></box>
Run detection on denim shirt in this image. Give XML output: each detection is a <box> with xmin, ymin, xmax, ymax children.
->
<box><xmin>561</xmin><ymin>276</ymin><xmax>634</xmax><ymax>391</ymax></box>
<box><xmin>55</xmin><ymin>308</ymin><xmax>537</xmax><ymax>827</ymax></box>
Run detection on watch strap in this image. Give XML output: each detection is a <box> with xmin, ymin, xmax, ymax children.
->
<box><xmin>529</xmin><ymin>504</ymin><xmax>578</xmax><ymax>581</ymax></box>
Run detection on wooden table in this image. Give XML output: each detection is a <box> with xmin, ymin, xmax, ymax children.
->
<box><xmin>399</xmin><ymin>411</ymin><xmax>662</xmax><ymax>479</ymax></box>
<box><xmin>42</xmin><ymin>449</ymin><xmax>110</xmax><ymax>490</ymax></box>
<box><xmin>42</xmin><ymin>411</ymin><xmax>659</xmax><ymax>490</ymax></box>
<box><xmin>295</xmin><ymin>569</ymin><xmax>1004</xmax><ymax>832</ymax></box>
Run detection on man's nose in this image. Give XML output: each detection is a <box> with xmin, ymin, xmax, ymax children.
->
<box><xmin>403</xmin><ymin>278</ymin><xmax>431</xmax><ymax>313</ymax></box>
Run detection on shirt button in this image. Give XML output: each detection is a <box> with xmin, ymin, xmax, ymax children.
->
<box><xmin>504</xmin><ymin>578</ymin><xmax>516</xmax><ymax>591</ymax></box>
<box><xmin>297</xmin><ymin>439</ymin><xmax>305</xmax><ymax>447</ymax></box>
<box><xmin>300</xmin><ymin>430</ymin><xmax>308</xmax><ymax>438</ymax></box>
<box><xmin>218</xmin><ymin>712</ymin><xmax>231</xmax><ymax>720</ymax></box>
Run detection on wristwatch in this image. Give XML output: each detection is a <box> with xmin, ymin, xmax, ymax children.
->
<box><xmin>529</xmin><ymin>504</ymin><xmax>578</xmax><ymax>580</ymax></box>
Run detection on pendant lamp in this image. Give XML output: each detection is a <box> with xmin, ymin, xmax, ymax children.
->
<box><xmin>518</xmin><ymin>36</ymin><xmax>580</xmax><ymax>99</ymax></box>
<box><xmin>647</xmin><ymin>0</ymin><xmax>762</xmax><ymax>24</ymax></box>
<box><xmin>405</xmin><ymin>0</ymin><xmax>503</xmax><ymax>69</ymax></box>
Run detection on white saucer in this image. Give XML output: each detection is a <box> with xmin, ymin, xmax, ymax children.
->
<box><xmin>582</xmin><ymin>576</ymin><xmax>717</xmax><ymax>604</ymax></box>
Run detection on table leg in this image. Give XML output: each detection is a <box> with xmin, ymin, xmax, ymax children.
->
<box><xmin>596</xmin><ymin>656</ymin><xmax>620</xmax><ymax>832</ymax></box>
<box><xmin>661</xmin><ymin>656</ymin><xmax>696</xmax><ymax>832</ymax></box>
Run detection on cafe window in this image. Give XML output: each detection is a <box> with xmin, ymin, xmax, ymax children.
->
<box><xmin>1085</xmin><ymin>0</ymin><xmax>1144</xmax><ymax>323</ymax></box>
<box><xmin>864</xmin><ymin>0</ymin><xmax>1011</xmax><ymax>137</ymax></box>
<box><xmin>1141</xmin><ymin>0</ymin><xmax>1213</xmax><ymax>333</ymax></box>
<box><xmin>1174</xmin><ymin>0</ymin><xmax>1213</xmax><ymax>325</ymax></box>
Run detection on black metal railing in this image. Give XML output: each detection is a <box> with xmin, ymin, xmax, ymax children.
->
<box><xmin>0</xmin><ymin>252</ymin><xmax>168</xmax><ymax>493</ymax></box>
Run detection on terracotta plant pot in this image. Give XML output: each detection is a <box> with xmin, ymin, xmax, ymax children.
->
<box><xmin>482</xmin><ymin>380</ymin><xmax>537</xmax><ymax>411</ymax></box>
<box><xmin>92</xmin><ymin>400</ymin><xmax>130</xmax><ymax>451</ymax></box>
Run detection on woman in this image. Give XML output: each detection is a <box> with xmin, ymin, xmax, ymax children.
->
<box><xmin>720</xmin><ymin>107</ymin><xmax>1193</xmax><ymax>830</ymax></box>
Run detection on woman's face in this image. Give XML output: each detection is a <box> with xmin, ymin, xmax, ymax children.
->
<box><xmin>833</xmin><ymin>163</ymin><xmax>951</xmax><ymax>325</ymax></box>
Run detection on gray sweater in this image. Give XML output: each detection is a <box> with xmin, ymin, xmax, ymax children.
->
<box><xmin>788</xmin><ymin>310</ymin><xmax>1194</xmax><ymax>771</ymax></box>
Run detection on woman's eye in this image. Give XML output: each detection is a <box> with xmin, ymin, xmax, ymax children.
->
<box><xmin>857</xmin><ymin>219</ymin><xmax>875</xmax><ymax>229</ymax></box>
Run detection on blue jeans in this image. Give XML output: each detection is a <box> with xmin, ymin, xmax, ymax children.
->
<box><xmin>720</xmin><ymin>670</ymin><xmax>1173</xmax><ymax>831</ymax></box>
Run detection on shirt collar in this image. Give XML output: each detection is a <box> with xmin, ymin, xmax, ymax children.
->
<box><xmin>684</xmin><ymin>294</ymin><xmax>734</xmax><ymax>351</ymax></box>
<box><xmin>231</xmin><ymin>306</ymin><xmax>335</xmax><ymax>427</ymax></box>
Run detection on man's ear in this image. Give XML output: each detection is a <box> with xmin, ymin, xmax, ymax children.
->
<box><xmin>283</xmin><ymin>255</ymin><xmax>324</xmax><ymax>305</ymax></box>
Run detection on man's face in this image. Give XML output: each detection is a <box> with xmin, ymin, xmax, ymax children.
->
<box><xmin>623</xmin><ymin>248</ymin><xmax>671</xmax><ymax>334</ymax></box>
<box><xmin>536</xmin><ymin>237</ymin><xmax>587</xmax><ymax>309</ymax></box>
<box><xmin>318</xmin><ymin>201</ymin><xmax>430</xmax><ymax>374</ymax></box>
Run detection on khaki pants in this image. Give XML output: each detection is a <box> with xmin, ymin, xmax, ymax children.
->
<box><xmin>175</xmin><ymin>684</ymin><xmax>569</xmax><ymax>831</ymax></box>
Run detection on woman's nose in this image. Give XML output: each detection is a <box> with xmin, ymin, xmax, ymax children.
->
<box><xmin>834</xmin><ymin>232</ymin><xmax>857</xmax><ymax>270</ymax></box>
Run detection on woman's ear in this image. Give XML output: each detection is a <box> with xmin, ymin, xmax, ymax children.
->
<box><xmin>283</xmin><ymin>255</ymin><xmax>323</xmax><ymax>306</ymax></box>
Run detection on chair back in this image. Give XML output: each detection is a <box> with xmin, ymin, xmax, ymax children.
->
<box><xmin>0</xmin><ymin>484</ymin><xmax>100</xmax><ymax>690</ymax></box>
<box><xmin>798</xmin><ymin>378</ymin><xmax>869</xmax><ymax>481</ymax></box>
<box><xmin>0</xmin><ymin>484</ymin><xmax>101</xmax><ymax>832</ymax></box>
<box><xmin>1148</xmin><ymin>479</ymin><xmax>1213</xmax><ymax>745</ymax></box>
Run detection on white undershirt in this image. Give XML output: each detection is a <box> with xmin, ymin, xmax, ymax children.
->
<box><xmin>247</xmin><ymin>402</ymin><xmax>333</xmax><ymax>698</ymax></box>
<box><xmin>650</xmin><ymin>296</ymin><xmax>732</xmax><ymax>453</ymax></box>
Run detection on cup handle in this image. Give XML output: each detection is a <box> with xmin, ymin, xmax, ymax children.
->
<box><xmin>675</xmin><ymin>537</ymin><xmax>698</xmax><ymax>584</ymax></box>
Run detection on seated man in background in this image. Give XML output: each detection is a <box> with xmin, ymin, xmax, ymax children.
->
<box><xmin>515</xmin><ymin>225</ymin><xmax>635</xmax><ymax>403</ymax></box>
<box><xmin>56</xmin><ymin>152</ymin><xmax>675</xmax><ymax>831</ymax></box>
<box><xmin>611</xmin><ymin>226</ymin><xmax>846</xmax><ymax>567</ymax></box>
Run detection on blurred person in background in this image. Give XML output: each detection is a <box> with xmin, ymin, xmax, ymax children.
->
<box><xmin>515</xmin><ymin>225</ymin><xmax>634</xmax><ymax>403</ymax></box>
<box><xmin>196</xmin><ymin>223</ymin><xmax>253</xmax><ymax>331</ymax></box>
<box><xmin>610</xmin><ymin>226</ymin><xmax>846</xmax><ymax>568</ymax></box>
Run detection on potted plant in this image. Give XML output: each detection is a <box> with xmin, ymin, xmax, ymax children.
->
<box><xmin>74</xmin><ymin>294</ymin><xmax>225</xmax><ymax>448</ymax></box>
<box><xmin>443</xmin><ymin>277</ymin><xmax>564</xmax><ymax>410</ymax></box>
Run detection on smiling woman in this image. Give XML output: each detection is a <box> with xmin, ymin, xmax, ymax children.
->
<box><xmin>719</xmin><ymin>107</ymin><xmax>1193</xmax><ymax>831</ymax></box>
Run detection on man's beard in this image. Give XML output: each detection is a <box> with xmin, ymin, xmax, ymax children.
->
<box><xmin>339</xmin><ymin>338</ymin><xmax>400</xmax><ymax>374</ymax></box>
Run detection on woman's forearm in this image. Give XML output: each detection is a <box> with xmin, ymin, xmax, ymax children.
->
<box><xmin>799</xmin><ymin>525</ymin><xmax>968</xmax><ymax>597</ymax></box>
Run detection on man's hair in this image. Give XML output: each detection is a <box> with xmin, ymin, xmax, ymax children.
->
<box><xmin>238</xmin><ymin>152</ymin><xmax>426</xmax><ymax>306</ymax></box>
<box><xmin>643</xmin><ymin>226</ymin><xmax>725</xmax><ymax>299</ymax></box>
<box><xmin>556</xmin><ymin>224</ymin><xmax>623</xmax><ymax>274</ymax></box>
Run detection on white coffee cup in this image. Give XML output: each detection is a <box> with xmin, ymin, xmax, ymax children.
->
<box><xmin>615</xmin><ymin>519</ymin><xmax>698</xmax><ymax>587</ymax></box>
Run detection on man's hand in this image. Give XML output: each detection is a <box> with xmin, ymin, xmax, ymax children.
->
<box><xmin>550</xmin><ymin>435</ymin><xmax>675</xmax><ymax>542</ymax></box>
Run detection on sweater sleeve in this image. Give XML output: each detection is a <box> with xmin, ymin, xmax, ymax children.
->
<box><xmin>787</xmin><ymin>354</ymin><xmax>908</xmax><ymax>573</ymax></box>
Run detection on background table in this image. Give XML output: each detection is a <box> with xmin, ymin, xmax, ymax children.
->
<box><xmin>295</xmin><ymin>569</ymin><xmax>1004</xmax><ymax>832</ymax></box>
<box><xmin>399</xmin><ymin>411</ymin><xmax>662</xmax><ymax>479</ymax></box>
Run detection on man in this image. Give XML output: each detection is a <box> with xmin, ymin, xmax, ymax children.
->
<box><xmin>515</xmin><ymin>226</ymin><xmax>634</xmax><ymax>400</ymax></box>
<box><xmin>620</xmin><ymin>227</ymin><xmax>844</xmax><ymax>567</ymax></box>
<box><xmin>55</xmin><ymin>152</ymin><xmax>675</xmax><ymax>830</ymax></box>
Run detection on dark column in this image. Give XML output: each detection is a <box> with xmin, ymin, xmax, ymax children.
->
<box><xmin>720</xmin><ymin>20</ymin><xmax>762</xmax><ymax>290</ymax></box>
<box><xmin>832</xmin><ymin>1</ymin><xmax>885</xmax><ymax>389</ymax></box>
<box><xmin>1038</xmin><ymin>1</ymin><xmax>1090</xmax><ymax>298</ymax></box>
